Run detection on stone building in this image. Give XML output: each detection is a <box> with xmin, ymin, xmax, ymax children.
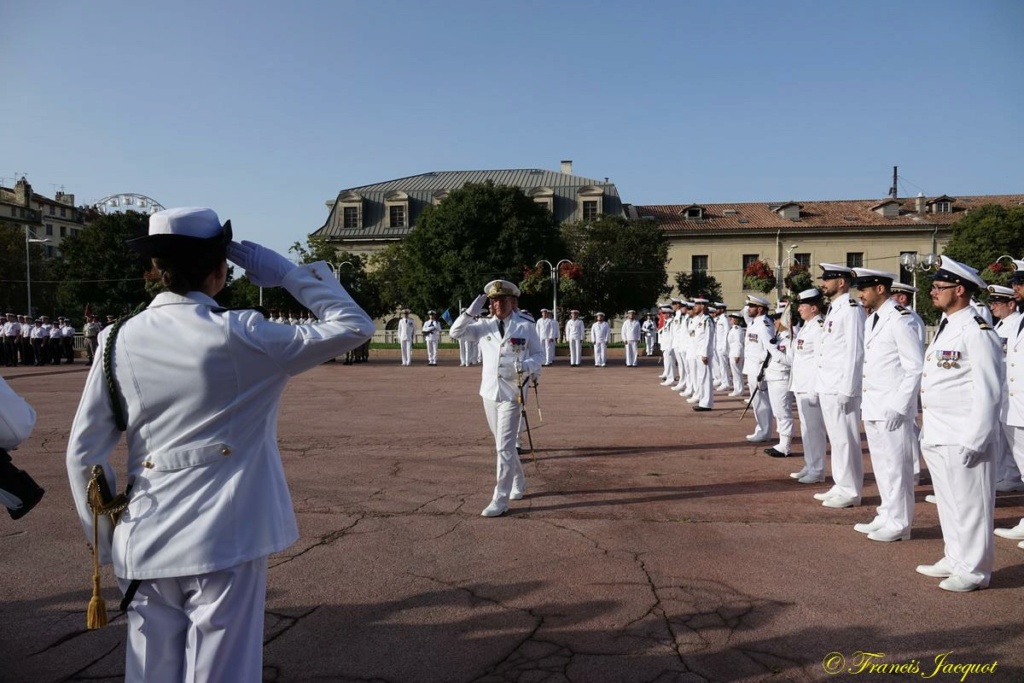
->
<box><xmin>0</xmin><ymin>177</ymin><xmax>90</xmax><ymax>256</ymax></box>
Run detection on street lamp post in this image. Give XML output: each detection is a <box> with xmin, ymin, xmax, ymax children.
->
<box><xmin>25</xmin><ymin>228</ymin><xmax>50</xmax><ymax>319</ymax></box>
<box><xmin>536</xmin><ymin>259</ymin><xmax>575</xmax><ymax>328</ymax></box>
<box><xmin>326</xmin><ymin>261</ymin><xmax>355</xmax><ymax>281</ymax></box>
<box><xmin>775</xmin><ymin>244</ymin><xmax>799</xmax><ymax>298</ymax></box>
<box><xmin>899</xmin><ymin>252</ymin><xmax>938</xmax><ymax>310</ymax></box>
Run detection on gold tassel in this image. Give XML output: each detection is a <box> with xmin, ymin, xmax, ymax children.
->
<box><xmin>86</xmin><ymin>508</ymin><xmax>107</xmax><ymax>629</ymax></box>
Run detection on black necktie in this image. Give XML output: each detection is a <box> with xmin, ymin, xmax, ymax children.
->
<box><xmin>498</xmin><ymin>319</ymin><xmax>505</xmax><ymax>337</ymax></box>
<box><xmin>871</xmin><ymin>313</ymin><xmax>878</xmax><ymax>330</ymax></box>
<box><xmin>1018</xmin><ymin>315</ymin><xmax>1024</xmax><ymax>337</ymax></box>
<box><xmin>934</xmin><ymin>318</ymin><xmax>948</xmax><ymax>342</ymax></box>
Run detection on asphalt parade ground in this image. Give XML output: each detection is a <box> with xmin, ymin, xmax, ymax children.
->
<box><xmin>2</xmin><ymin>352</ymin><xmax>1023</xmax><ymax>683</ymax></box>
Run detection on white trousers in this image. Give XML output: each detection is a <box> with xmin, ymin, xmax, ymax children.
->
<box><xmin>921</xmin><ymin>443</ymin><xmax>995</xmax><ymax>585</ymax></box>
<box><xmin>121</xmin><ymin>556</ymin><xmax>268</xmax><ymax>683</ymax></box>
<box><xmin>730</xmin><ymin>357</ymin><xmax>744</xmax><ymax>393</ymax></box>
<box><xmin>425</xmin><ymin>336</ymin><xmax>439</xmax><ymax>364</ymax></box>
<box><xmin>400</xmin><ymin>340</ymin><xmax>412</xmax><ymax>365</ymax></box>
<box><xmin>766</xmin><ymin>380</ymin><xmax>793</xmax><ymax>449</ymax></box>
<box><xmin>542</xmin><ymin>339</ymin><xmax>556</xmax><ymax>365</ymax></box>
<box><xmin>644</xmin><ymin>334</ymin><xmax>655</xmax><ymax>355</ymax></box>
<box><xmin>569</xmin><ymin>339</ymin><xmax>582</xmax><ymax>365</ymax></box>
<box><xmin>864</xmin><ymin>420</ymin><xmax>916</xmax><ymax>535</ymax></box>
<box><xmin>594</xmin><ymin>342</ymin><xmax>607</xmax><ymax>366</ymax></box>
<box><xmin>692</xmin><ymin>358</ymin><xmax>714</xmax><ymax>408</ymax></box>
<box><xmin>714</xmin><ymin>349</ymin><xmax>729</xmax><ymax>386</ymax></box>
<box><xmin>673</xmin><ymin>348</ymin><xmax>687</xmax><ymax>386</ymax></box>
<box><xmin>459</xmin><ymin>339</ymin><xmax>471</xmax><ymax>365</ymax></box>
<box><xmin>1004</xmin><ymin>426</ymin><xmax>1024</xmax><ymax>526</ymax></box>
<box><xmin>999</xmin><ymin>422</ymin><xmax>1023</xmax><ymax>484</ymax></box>
<box><xmin>482</xmin><ymin>398</ymin><xmax>525</xmax><ymax>503</ymax></box>
<box><xmin>795</xmin><ymin>393</ymin><xmax>827</xmax><ymax>477</ymax></box>
<box><xmin>686</xmin><ymin>355</ymin><xmax>699</xmax><ymax>393</ymax></box>
<box><xmin>744</xmin><ymin>375</ymin><xmax>773</xmax><ymax>438</ymax></box>
<box><xmin>662</xmin><ymin>344</ymin><xmax>677</xmax><ymax>378</ymax></box>
<box><xmin>624</xmin><ymin>341</ymin><xmax>638</xmax><ymax>366</ymax></box>
<box><xmin>819</xmin><ymin>393</ymin><xmax>864</xmax><ymax>500</ymax></box>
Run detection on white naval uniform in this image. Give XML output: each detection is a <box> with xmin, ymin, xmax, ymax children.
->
<box><xmin>422</xmin><ymin>318</ymin><xmax>442</xmax><ymax>365</ymax></box>
<box><xmin>65</xmin><ymin>262</ymin><xmax>374</xmax><ymax>683</ymax></box>
<box><xmin>713</xmin><ymin>314</ymin><xmax>730</xmax><ymax>388</ymax></box>
<box><xmin>994</xmin><ymin>310</ymin><xmax>1022</xmax><ymax>486</ymax></box>
<box><xmin>689</xmin><ymin>313</ymin><xmax>715</xmax><ymax>408</ymax></box>
<box><xmin>764</xmin><ymin>329</ymin><xmax>793</xmax><ymax>453</ymax></box>
<box><xmin>815</xmin><ymin>292</ymin><xmax>866</xmax><ymax>502</ymax></box>
<box><xmin>0</xmin><ymin>377</ymin><xmax>37</xmax><ymax>512</ymax></box>
<box><xmin>727</xmin><ymin>323</ymin><xmax>745</xmax><ymax>394</ymax></box>
<box><xmin>921</xmin><ymin>306</ymin><xmax>1002</xmax><ymax>586</ymax></box>
<box><xmin>565</xmin><ymin>317</ymin><xmax>585</xmax><ymax>366</ymax></box>
<box><xmin>591</xmin><ymin>320</ymin><xmax>610</xmax><ymax>366</ymax></box>
<box><xmin>671</xmin><ymin>312</ymin><xmax>689</xmax><ymax>391</ymax></box>
<box><xmin>536</xmin><ymin>316</ymin><xmax>558</xmax><ymax>366</ymax></box>
<box><xmin>999</xmin><ymin>309</ymin><xmax>1024</xmax><ymax>533</ymax></box>
<box><xmin>621</xmin><ymin>318</ymin><xmax>641</xmax><ymax>366</ymax></box>
<box><xmin>861</xmin><ymin>300</ymin><xmax>924</xmax><ymax>537</ymax></box>
<box><xmin>901</xmin><ymin>304</ymin><xmax>927</xmax><ymax>479</ymax></box>
<box><xmin>659</xmin><ymin>316</ymin><xmax>677</xmax><ymax>380</ymax></box>
<box><xmin>791</xmin><ymin>316</ymin><xmax>826</xmax><ymax>478</ymax></box>
<box><xmin>397</xmin><ymin>316</ymin><xmax>416</xmax><ymax>366</ymax></box>
<box><xmin>450</xmin><ymin>309</ymin><xmax>544</xmax><ymax>507</ymax></box>
<box><xmin>743</xmin><ymin>315</ymin><xmax>775</xmax><ymax>439</ymax></box>
<box><xmin>641</xmin><ymin>318</ymin><xmax>656</xmax><ymax>356</ymax></box>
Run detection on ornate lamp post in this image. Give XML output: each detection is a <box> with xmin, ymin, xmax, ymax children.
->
<box><xmin>536</xmin><ymin>259</ymin><xmax>575</xmax><ymax>328</ymax></box>
<box><xmin>899</xmin><ymin>252</ymin><xmax>938</xmax><ymax>310</ymax></box>
<box><xmin>25</xmin><ymin>228</ymin><xmax>50</xmax><ymax>318</ymax></box>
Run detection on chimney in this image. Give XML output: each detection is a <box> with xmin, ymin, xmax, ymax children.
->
<box><xmin>916</xmin><ymin>192</ymin><xmax>926</xmax><ymax>214</ymax></box>
<box><xmin>15</xmin><ymin>177</ymin><xmax>31</xmax><ymax>205</ymax></box>
<box><xmin>560</xmin><ymin>160</ymin><xmax>573</xmax><ymax>175</ymax></box>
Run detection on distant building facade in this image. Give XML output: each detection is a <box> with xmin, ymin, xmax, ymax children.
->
<box><xmin>0</xmin><ymin>177</ymin><xmax>91</xmax><ymax>256</ymax></box>
<box><xmin>633</xmin><ymin>193</ymin><xmax>1024</xmax><ymax>309</ymax></box>
<box><xmin>312</xmin><ymin>161</ymin><xmax>624</xmax><ymax>258</ymax></box>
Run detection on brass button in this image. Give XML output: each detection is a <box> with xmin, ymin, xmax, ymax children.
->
<box><xmin>221</xmin><ymin>446</ymin><xmax>232</xmax><ymax>456</ymax></box>
<box><xmin>143</xmin><ymin>461</ymin><xmax>154</xmax><ymax>469</ymax></box>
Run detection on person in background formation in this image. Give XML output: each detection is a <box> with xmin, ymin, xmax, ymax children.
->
<box><xmin>812</xmin><ymin>263</ymin><xmax>866</xmax><ymax>509</ymax></box>
<box><xmin>19</xmin><ymin>316</ymin><xmax>33</xmax><ymax>366</ymax></box>
<box><xmin>686</xmin><ymin>298</ymin><xmax>715</xmax><ymax>411</ymax></box>
<box><xmin>30</xmin><ymin>318</ymin><xmax>47</xmax><ymax>367</ymax></box>
<box><xmin>458</xmin><ymin>309</ymin><xmax>474</xmax><ymax>366</ymax></box>
<box><xmin>1</xmin><ymin>376</ymin><xmax>45</xmax><ymax>520</ymax></box>
<box><xmin>995</xmin><ymin>260</ymin><xmax>1024</xmax><ymax>541</ymax></box>
<box><xmin>49</xmin><ymin>317</ymin><xmax>63</xmax><ymax>365</ymax></box>
<box><xmin>397</xmin><ymin>308</ymin><xmax>415</xmax><ymax>366</ymax></box>
<box><xmin>83</xmin><ymin>315</ymin><xmax>101</xmax><ymax>366</ymax></box>
<box><xmin>670</xmin><ymin>300</ymin><xmax>689</xmax><ymax>393</ymax></box>
<box><xmin>889</xmin><ymin>281</ymin><xmax>927</xmax><ymax>485</ymax></box>
<box><xmin>61</xmin><ymin>318</ymin><xmax>76</xmax><ymax>364</ymax></box>
<box><xmin>641</xmin><ymin>312</ymin><xmax>657</xmax><ymax>357</ymax></box>
<box><xmin>988</xmin><ymin>284</ymin><xmax>1024</xmax><ymax>492</ymax></box>
<box><xmin>535</xmin><ymin>309</ymin><xmax>558</xmax><ymax>366</ymax></box>
<box><xmin>916</xmin><ymin>257</ymin><xmax>1002</xmax><ymax>592</ymax></box>
<box><xmin>726</xmin><ymin>312</ymin><xmax>746</xmax><ymax>397</ymax></box>
<box><xmin>621</xmin><ymin>310</ymin><xmax>641</xmax><ymax>367</ymax></box>
<box><xmin>788</xmin><ymin>289</ymin><xmax>828</xmax><ymax>483</ymax></box>
<box><xmin>3</xmin><ymin>313</ymin><xmax>20</xmax><ymax>367</ymax></box>
<box><xmin>422</xmin><ymin>310</ymin><xmax>442</xmax><ymax>366</ymax></box>
<box><xmin>712</xmin><ymin>303</ymin><xmax>730</xmax><ymax>391</ymax></box>
<box><xmin>763</xmin><ymin>303</ymin><xmax>794</xmax><ymax>456</ymax></box>
<box><xmin>851</xmin><ymin>268</ymin><xmax>924</xmax><ymax>543</ymax></box>
<box><xmin>742</xmin><ymin>295</ymin><xmax>775</xmax><ymax>442</ymax></box>
<box><xmin>450</xmin><ymin>280</ymin><xmax>543</xmax><ymax>517</ymax></box>
<box><xmin>657</xmin><ymin>304</ymin><xmax>678</xmax><ymax>384</ymax></box>
<box><xmin>65</xmin><ymin>207</ymin><xmax>374</xmax><ymax>679</ymax></box>
<box><xmin>565</xmin><ymin>310</ymin><xmax>584</xmax><ymax>367</ymax></box>
<box><xmin>591</xmin><ymin>313</ymin><xmax>610</xmax><ymax>367</ymax></box>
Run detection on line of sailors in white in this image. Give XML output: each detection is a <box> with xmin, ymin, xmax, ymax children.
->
<box><xmin>660</xmin><ymin>259</ymin><xmax>1020</xmax><ymax>592</ymax></box>
<box><xmin>533</xmin><ymin>308</ymin><xmax>657</xmax><ymax>368</ymax></box>
<box><xmin>2</xmin><ymin>313</ymin><xmax>77</xmax><ymax>366</ymax></box>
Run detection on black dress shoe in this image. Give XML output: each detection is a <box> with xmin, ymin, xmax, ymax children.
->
<box><xmin>764</xmin><ymin>447</ymin><xmax>791</xmax><ymax>458</ymax></box>
<box><xmin>692</xmin><ymin>406</ymin><xmax>712</xmax><ymax>412</ymax></box>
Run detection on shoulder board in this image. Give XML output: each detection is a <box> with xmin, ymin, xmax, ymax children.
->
<box><xmin>894</xmin><ymin>305</ymin><xmax>910</xmax><ymax>316</ymax></box>
<box><xmin>517</xmin><ymin>311</ymin><xmax>535</xmax><ymax>323</ymax></box>
<box><xmin>973</xmin><ymin>315</ymin><xmax>994</xmax><ymax>331</ymax></box>
<box><xmin>816</xmin><ymin>318</ymin><xmax>825</xmax><ymax>326</ymax></box>
<box><xmin>848</xmin><ymin>298</ymin><xmax>859</xmax><ymax>306</ymax></box>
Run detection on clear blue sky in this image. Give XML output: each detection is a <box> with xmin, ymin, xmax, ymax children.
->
<box><xmin>3</xmin><ymin>0</ymin><xmax>1022</xmax><ymax>258</ymax></box>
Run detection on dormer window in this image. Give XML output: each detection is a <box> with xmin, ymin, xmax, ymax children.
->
<box><xmin>774</xmin><ymin>202</ymin><xmax>801</xmax><ymax>220</ymax></box>
<box><xmin>384</xmin><ymin>190</ymin><xmax>410</xmax><ymax>228</ymax></box>
<box><xmin>337</xmin><ymin>190</ymin><xmax>364</xmax><ymax>229</ymax></box>
<box><xmin>927</xmin><ymin>195</ymin><xmax>956</xmax><ymax>214</ymax></box>
<box><xmin>870</xmin><ymin>200</ymin><xmax>901</xmax><ymax>218</ymax></box>
<box><xmin>432</xmin><ymin>190</ymin><xmax>449</xmax><ymax>206</ymax></box>
<box><xmin>578</xmin><ymin>186</ymin><xmax>604</xmax><ymax>221</ymax></box>
<box><xmin>680</xmin><ymin>204</ymin><xmax>705</xmax><ymax>220</ymax></box>
<box><xmin>528</xmin><ymin>186</ymin><xmax>554</xmax><ymax>213</ymax></box>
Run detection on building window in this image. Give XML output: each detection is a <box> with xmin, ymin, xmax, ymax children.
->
<box><xmin>45</xmin><ymin>246</ymin><xmax>55</xmax><ymax>258</ymax></box>
<box><xmin>934</xmin><ymin>201</ymin><xmax>951</xmax><ymax>213</ymax></box>
<box><xmin>60</xmin><ymin>207</ymin><xmax>66</xmax><ymax>217</ymax></box>
<box><xmin>742</xmin><ymin>254</ymin><xmax>758</xmax><ymax>287</ymax></box>
<box><xmin>692</xmin><ymin>255</ymin><xmax>708</xmax><ymax>273</ymax></box>
<box><xmin>343</xmin><ymin>206</ymin><xmax>360</xmax><ymax>229</ymax></box>
<box><xmin>582</xmin><ymin>200</ymin><xmax>599</xmax><ymax>221</ymax></box>
<box><xmin>60</xmin><ymin>226</ymin><xmax>67</xmax><ymax>237</ymax></box>
<box><xmin>685</xmin><ymin>207</ymin><xmax>704</xmax><ymax>220</ymax></box>
<box><xmin>578</xmin><ymin>186</ymin><xmax>604</xmax><ymax>221</ymax></box>
<box><xmin>389</xmin><ymin>204</ymin><xmax>406</xmax><ymax>228</ymax></box>
<box><xmin>45</xmin><ymin>224</ymin><xmax>53</xmax><ymax>236</ymax></box>
<box><xmin>9</xmin><ymin>207</ymin><xmax>15</xmax><ymax>217</ymax></box>
<box><xmin>49</xmin><ymin>205</ymin><xmax>55</xmax><ymax>215</ymax></box>
<box><xmin>846</xmin><ymin>252</ymin><xmax>864</xmax><ymax>268</ymax></box>
<box><xmin>794</xmin><ymin>253</ymin><xmax>811</xmax><ymax>268</ymax></box>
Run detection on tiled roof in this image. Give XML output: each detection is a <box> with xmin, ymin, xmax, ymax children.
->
<box><xmin>635</xmin><ymin>194</ymin><xmax>1024</xmax><ymax>233</ymax></box>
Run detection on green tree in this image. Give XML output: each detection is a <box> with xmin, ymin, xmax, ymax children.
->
<box><xmin>675</xmin><ymin>270</ymin><xmax>723</xmax><ymax>302</ymax></box>
<box><xmin>53</xmin><ymin>211</ymin><xmax>151</xmax><ymax>319</ymax></box>
<box><xmin>559</xmin><ymin>215</ymin><xmax>670</xmax><ymax>316</ymax></box>
<box><xmin>783</xmin><ymin>263</ymin><xmax>814</xmax><ymax>295</ymax></box>
<box><xmin>942</xmin><ymin>204</ymin><xmax>1024</xmax><ymax>271</ymax></box>
<box><xmin>400</xmin><ymin>181</ymin><xmax>564</xmax><ymax>314</ymax></box>
<box><xmin>367</xmin><ymin>242</ymin><xmax>409</xmax><ymax>315</ymax></box>
<box><xmin>0</xmin><ymin>225</ymin><xmax>55</xmax><ymax>316</ymax></box>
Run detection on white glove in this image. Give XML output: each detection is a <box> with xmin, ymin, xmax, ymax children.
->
<box><xmin>837</xmin><ymin>394</ymin><xmax>854</xmax><ymax>414</ymax></box>
<box><xmin>758</xmin><ymin>381</ymin><xmax>768</xmax><ymax>392</ymax></box>
<box><xmin>805</xmin><ymin>393</ymin><xmax>819</xmax><ymax>408</ymax></box>
<box><xmin>466</xmin><ymin>294</ymin><xmax>488</xmax><ymax>317</ymax></box>
<box><xmin>883</xmin><ymin>410</ymin><xmax>904</xmax><ymax>432</ymax></box>
<box><xmin>960</xmin><ymin>447</ymin><xmax>984</xmax><ymax>467</ymax></box>
<box><xmin>227</xmin><ymin>240</ymin><xmax>297</xmax><ymax>288</ymax></box>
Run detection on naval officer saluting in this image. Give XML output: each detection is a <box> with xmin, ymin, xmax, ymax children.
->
<box><xmin>65</xmin><ymin>207</ymin><xmax>374</xmax><ymax>680</ymax></box>
<box><xmin>450</xmin><ymin>280</ymin><xmax>544</xmax><ymax>516</ymax></box>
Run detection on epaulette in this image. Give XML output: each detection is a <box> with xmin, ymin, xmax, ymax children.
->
<box><xmin>816</xmin><ymin>318</ymin><xmax>825</xmax><ymax>326</ymax></box>
<box><xmin>849</xmin><ymin>298</ymin><xmax>859</xmax><ymax>306</ymax></box>
<box><xmin>517</xmin><ymin>311</ymin><xmax>535</xmax><ymax>323</ymax></box>
<box><xmin>974</xmin><ymin>315</ymin><xmax>994</xmax><ymax>331</ymax></box>
<box><xmin>894</xmin><ymin>305</ymin><xmax>910</xmax><ymax>316</ymax></box>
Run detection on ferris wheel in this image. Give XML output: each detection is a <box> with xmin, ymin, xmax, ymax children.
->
<box><xmin>92</xmin><ymin>192</ymin><xmax>166</xmax><ymax>215</ymax></box>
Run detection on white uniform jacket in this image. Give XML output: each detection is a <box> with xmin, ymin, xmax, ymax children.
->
<box><xmin>422</xmin><ymin>319</ymin><xmax>442</xmax><ymax>338</ymax></box>
<box><xmin>1</xmin><ymin>377</ymin><xmax>36</xmax><ymax>450</ymax></box>
<box><xmin>397</xmin><ymin>317</ymin><xmax>416</xmax><ymax>342</ymax></box>
<box><xmin>535</xmin><ymin>317</ymin><xmax>557</xmax><ymax>341</ymax></box>
<box><xmin>922</xmin><ymin>306</ymin><xmax>1003</xmax><ymax>449</ymax></box>
<box><xmin>690</xmin><ymin>314</ymin><xmax>714</xmax><ymax>359</ymax></box>
<box><xmin>714</xmin><ymin>315</ymin><xmax>729</xmax><ymax>353</ymax></box>
<box><xmin>815</xmin><ymin>292</ymin><xmax>865</xmax><ymax>397</ymax></box>
<box><xmin>620</xmin><ymin>319</ymin><xmax>641</xmax><ymax>342</ymax></box>
<box><xmin>727</xmin><ymin>324</ymin><xmax>745</xmax><ymax>360</ymax></box>
<box><xmin>742</xmin><ymin>315</ymin><xmax>774</xmax><ymax>377</ymax></box>
<box><xmin>1002</xmin><ymin>311</ymin><xmax>1024</xmax><ymax>427</ymax></box>
<box><xmin>764</xmin><ymin>329</ymin><xmax>792</xmax><ymax>382</ymax></box>
<box><xmin>66</xmin><ymin>262</ymin><xmax>375</xmax><ymax>580</ymax></box>
<box><xmin>564</xmin><ymin>318</ymin><xmax>585</xmax><ymax>342</ymax></box>
<box><xmin>861</xmin><ymin>300</ymin><xmax>924</xmax><ymax>421</ymax></box>
<box><xmin>994</xmin><ymin>310</ymin><xmax>1020</xmax><ymax>358</ymax></box>
<box><xmin>451</xmin><ymin>311</ymin><xmax>543</xmax><ymax>402</ymax></box>
<box><xmin>789</xmin><ymin>316</ymin><xmax>824</xmax><ymax>394</ymax></box>
<box><xmin>591</xmin><ymin>321</ymin><xmax>611</xmax><ymax>344</ymax></box>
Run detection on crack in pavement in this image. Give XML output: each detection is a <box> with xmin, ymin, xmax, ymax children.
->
<box><xmin>57</xmin><ymin>641</ymin><xmax>120</xmax><ymax>682</ymax></box>
<box><xmin>264</xmin><ymin>606</ymin><xmax>319</xmax><ymax>647</ymax></box>
<box><xmin>269</xmin><ymin>516</ymin><xmax>365</xmax><ymax>568</ymax></box>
